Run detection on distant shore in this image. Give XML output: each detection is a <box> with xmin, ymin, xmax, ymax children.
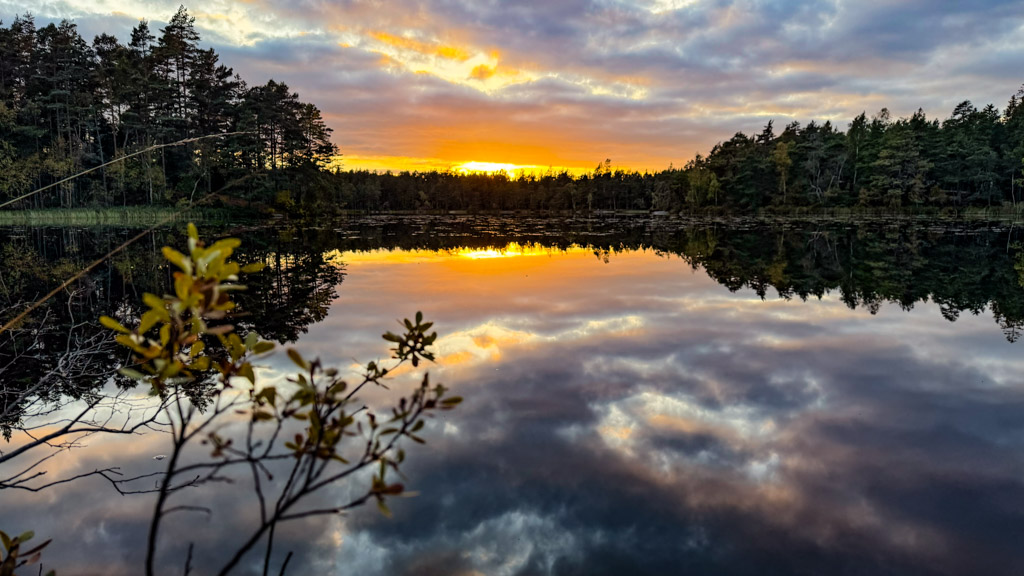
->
<box><xmin>2</xmin><ymin>205</ymin><xmax>1023</xmax><ymax>227</ymax></box>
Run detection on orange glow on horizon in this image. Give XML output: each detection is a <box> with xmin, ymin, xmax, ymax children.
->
<box><xmin>332</xmin><ymin>155</ymin><xmax>606</xmax><ymax>175</ymax></box>
<box><xmin>456</xmin><ymin>161</ymin><xmax>532</xmax><ymax>174</ymax></box>
<box><xmin>328</xmin><ymin>242</ymin><xmax>592</xmax><ymax>265</ymax></box>
<box><xmin>456</xmin><ymin>242</ymin><xmax>557</xmax><ymax>259</ymax></box>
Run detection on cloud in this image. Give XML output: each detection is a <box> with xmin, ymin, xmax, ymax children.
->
<box><xmin>469</xmin><ymin>63</ymin><xmax>495</xmax><ymax>80</ymax></box>
<box><xmin>369</xmin><ymin>30</ymin><xmax>472</xmax><ymax>62</ymax></box>
<box><xmin>8</xmin><ymin>0</ymin><xmax>1024</xmax><ymax>170</ymax></box>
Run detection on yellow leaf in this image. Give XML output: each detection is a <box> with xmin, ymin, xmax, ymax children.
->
<box><xmin>139</xmin><ymin>310</ymin><xmax>162</xmax><ymax>334</ymax></box>
<box><xmin>253</xmin><ymin>341</ymin><xmax>275</xmax><ymax>355</ymax></box>
<box><xmin>143</xmin><ymin>293</ymin><xmax>165</xmax><ymax>311</ymax></box>
<box><xmin>162</xmin><ymin>247</ymin><xmax>192</xmax><ymax>274</ymax></box>
<box><xmin>208</xmin><ymin>238</ymin><xmax>242</xmax><ymax>253</ymax></box>
<box><xmin>99</xmin><ymin>316</ymin><xmax>129</xmax><ymax>334</ymax></box>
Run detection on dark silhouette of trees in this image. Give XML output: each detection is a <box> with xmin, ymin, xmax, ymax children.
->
<box><xmin>0</xmin><ymin>7</ymin><xmax>337</xmax><ymax>210</ymax></box>
<box><xmin>0</xmin><ymin>225</ymin><xmax>346</xmax><ymax>438</ymax></box>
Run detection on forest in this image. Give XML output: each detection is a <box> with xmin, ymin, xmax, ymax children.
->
<box><xmin>3</xmin><ymin>8</ymin><xmax>1024</xmax><ymax>214</ymax></box>
<box><xmin>0</xmin><ymin>8</ymin><xmax>337</xmax><ymax>210</ymax></box>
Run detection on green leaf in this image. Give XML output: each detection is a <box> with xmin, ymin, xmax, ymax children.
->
<box><xmin>327</xmin><ymin>380</ymin><xmax>348</xmax><ymax>395</ymax></box>
<box><xmin>241</xmin><ymin>262</ymin><xmax>265</xmax><ymax>274</ymax></box>
<box><xmin>0</xmin><ymin>530</ymin><xmax>10</xmax><ymax>551</ymax></box>
<box><xmin>252</xmin><ymin>411</ymin><xmax>274</xmax><ymax>422</ymax></box>
<box><xmin>287</xmin><ymin>349</ymin><xmax>309</xmax><ymax>371</ymax></box>
<box><xmin>256</xmin><ymin>386</ymin><xmax>277</xmax><ymax>405</ymax></box>
<box><xmin>253</xmin><ymin>341</ymin><xmax>275</xmax><ymax>355</ymax></box>
<box><xmin>118</xmin><ymin>367</ymin><xmax>147</xmax><ymax>380</ymax></box>
<box><xmin>238</xmin><ymin>363</ymin><xmax>256</xmax><ymax>384</ymax></box>
<box><xmin>17</xmin><ymin>531</ymin><xmax>33</xmax><ymax>543</ymax></box>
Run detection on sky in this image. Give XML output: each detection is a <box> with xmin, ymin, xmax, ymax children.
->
<box><xmin>3</xmin><ymin>0</ymin><xmax>1024</xmax><ymax>173</ymax></box>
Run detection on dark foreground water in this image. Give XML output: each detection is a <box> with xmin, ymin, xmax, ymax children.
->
<box><xmin>2</xmin><ymin>217</ymin><xmax>1024</xmax><ymax>575</ymax></box>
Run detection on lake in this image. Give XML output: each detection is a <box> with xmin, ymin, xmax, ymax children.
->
<box><xmin>2</xmin><ymin>216</ymin><xmax>1024</xmax><ymax>575</ymax></box>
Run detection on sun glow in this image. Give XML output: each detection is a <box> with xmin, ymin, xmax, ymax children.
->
<box><xmin>329</xmin><ymin>243</ymin><xmax>591</xmax><ymax>265</ymax></box>
<box><xmin>456</xmin><ymin>161</ymin><xmax>537</xmax><ymax>175</ymax></box>
<box><xmin>332</xmin><ymin>155</ymin><xmax>595</xmax><ymax>175</ymax></box>
<box><xmin>456</xmin><ymin>242</ymin><xmax>570</xmax><ymax>259</ymax></box>
<box><xmin>460</xmin><ymin>249</ymin><xmax>518</xmax><ymax>259</ymax></box>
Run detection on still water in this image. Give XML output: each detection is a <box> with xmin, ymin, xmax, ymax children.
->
<box><xmin>2</xmin><ymin>217</ymin><xmax>1024</xmax><ymax>575</ymax></box>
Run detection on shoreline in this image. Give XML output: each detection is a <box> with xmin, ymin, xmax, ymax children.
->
<box><xmin>2</xmin><ymin>205</ymin><xmax>1024</xmax><ymax>227</ymax></box>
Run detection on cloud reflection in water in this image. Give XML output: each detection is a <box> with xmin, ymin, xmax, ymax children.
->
<box><xmin>5</xmin><ymin>243</ymin><xmax>1024</xmax><ymax>575</ymax></box>
<box><xmin>312</xmin><ymin>245</ymin><xmax>1024</xmax><ymax>576</ymax></box>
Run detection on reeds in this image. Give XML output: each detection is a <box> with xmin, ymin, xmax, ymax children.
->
<box><xmin>0</xmin><ymin>207</ymin><xmax>241</xmax><ymax>226</ymax></box>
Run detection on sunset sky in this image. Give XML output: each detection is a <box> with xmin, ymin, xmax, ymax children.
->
<box><xmin>5</xmin><ymin>0</ymin><xmax>1024</xmax><ymax>173</ymax></box>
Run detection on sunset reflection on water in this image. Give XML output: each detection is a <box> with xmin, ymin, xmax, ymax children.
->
<box><xmin>6</xmin><ymin>239</ymin><xmax>1024</xmax><ymax>575</ymax></box>
<box><xmin>280</xmin><ymin>243</ymin><xmax>1024</xmax><ymax>575</ymax></box>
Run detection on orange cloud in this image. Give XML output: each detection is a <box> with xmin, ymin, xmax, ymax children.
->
<box><xmin>469</xmin><ymin>64</ymin><xmax>496</xmax><ymax>80</ymax></box>
<box><xmin>333</xmin><ymin>154</ymin><xmax>458</xmax><ymax>173</ymax></box>
<box><xmin>369</xmin><ymin>31</ymin><xmax>471</xmax><ymax>61</ymax></box>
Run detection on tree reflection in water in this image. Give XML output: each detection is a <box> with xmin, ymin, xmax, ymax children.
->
<box><xmin>1</xmin><ymin>216</ymin><xmax>1023</xmax><ymax>573</ymax></box>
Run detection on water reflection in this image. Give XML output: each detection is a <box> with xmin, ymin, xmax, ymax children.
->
<box><xmin>2</xmin><ymin>218</ymin><xmax>1024</xmax><ymax>575</ymax></box>
<box><xmin>320</xmin><ymin>238</ymin><xmax>1024</xmax><ymax>576</ymax></box>
<box><xmin>0</xmin><ymin>226</ymin><xmax>344</xmax><ymax>436</ymax></box>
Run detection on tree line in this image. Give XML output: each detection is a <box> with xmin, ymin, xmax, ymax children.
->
<box><xmin>315</xmin><ymin>96</ymin><xmax>1024</xmax><ymax>214</ymax></box>
<box><xmin>3</xmin><ymin>7</ymin><xmax>1024</xmax><ymax>214</ymax></box>
<box><xmin>0</xmin><ymin>7</ymin><xmax>336</xmax><ymax>210</ymax></box>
